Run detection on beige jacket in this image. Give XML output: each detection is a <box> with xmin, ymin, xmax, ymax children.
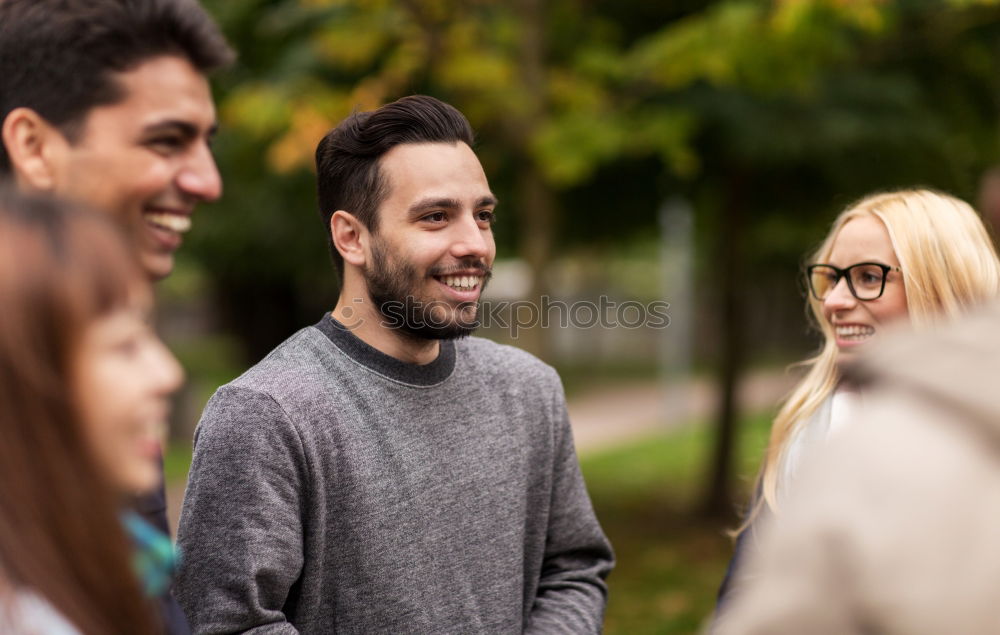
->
<box><xmin>716</xmin><ymin>300</ymin><xmax>1000</xmax><ymax>635</ymax></box>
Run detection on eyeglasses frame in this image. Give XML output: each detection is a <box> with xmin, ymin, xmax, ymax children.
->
<box><xmin>806</xmin><ymin>262</ymin><xmax>902</xmax><ymax>302</ymax></box>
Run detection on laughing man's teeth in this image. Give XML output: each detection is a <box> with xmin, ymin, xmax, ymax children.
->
<box><xmin>442</xmin><ymin>275</ymin><xmax>481</xmax><ymax>290</ymax></box>
<box><xmin>145</xmin><ymin>212</ymin><xmax>191</xmax><ymax>233</ymax></box>
<box><xmin>835</xmin><ymin>325</ymin><xmax>875</xmax><ymax>340</ymax></box>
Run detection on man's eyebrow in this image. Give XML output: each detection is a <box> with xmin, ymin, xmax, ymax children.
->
<box><xmin>409</xmin><ymin>198</ymin><xmax>462</xmax><ymax>214</ymax></box>
<box><xmin>408</xmin><ymin>195</ymin><xmax>499</xmax><ymax>216</ymax></box>
<box><xmin>141</xmin><ymin>120</ymin><xmax>215</xmax><ymax>138</ymax></box>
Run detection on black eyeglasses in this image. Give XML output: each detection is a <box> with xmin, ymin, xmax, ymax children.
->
<box><xmin>806</xmin><ymin>262</ymin><xmax>901</xmax><ymax>301</ymax></box>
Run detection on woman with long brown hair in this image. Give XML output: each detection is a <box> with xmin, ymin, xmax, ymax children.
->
<box><xmin>0</xmin><ymin>188</ymin><xmax>182</xmax><ymax>634</ymax></box>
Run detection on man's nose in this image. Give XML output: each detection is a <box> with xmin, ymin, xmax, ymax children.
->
<box><xmin>177</xmin><ymin>142</ymin><xmax>222</xmax><ymax>202</ymax></box>
<box><xmin>449</xmin><ymin>214</ymin><xmax>492</xmax><ymax>260</ymax></box>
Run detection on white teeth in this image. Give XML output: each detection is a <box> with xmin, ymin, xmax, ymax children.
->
<box><xmin>835</xmin><ymin>325</ymin><xmax>875</xmax><ymax>340</ymax></box>
<box><xmin>144</xmin><ymin>212</ymin><xmax>191</xmax><ymax>233</ymax></box>
<box><xmin>441</xmin><ymin>275</ymin><xmax>480</xmax><ymax>290</ymax></box>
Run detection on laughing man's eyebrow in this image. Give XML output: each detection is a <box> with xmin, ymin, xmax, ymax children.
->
<box><xmin>142</xmin><ymin>119</ymin><xmax>219</xmax><ymax>139</ymax></box>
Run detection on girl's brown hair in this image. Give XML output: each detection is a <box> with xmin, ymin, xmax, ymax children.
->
<box><xmin>0</xmin><ymin>188</ymin><xmax>156</xmax><ymax>633</ymax></box>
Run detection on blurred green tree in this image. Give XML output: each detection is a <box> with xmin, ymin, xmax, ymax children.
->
<box><xmin>193</xmin><ymin>0</ymin><xmax>1000</xmax><ymax>516</ymax></box>
<box><xmin>198</xmin><ymin>0</ymin><xmax>688</xmax><ymax>359</ymax></box>
<box><xmin>621</xmin><ymin>0</ymin><xmax>1000</xmax><ymax>515</ymax></box>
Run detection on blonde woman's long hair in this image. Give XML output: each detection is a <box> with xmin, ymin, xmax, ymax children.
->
<box><xmin>747</xmin><ymin>188</ymin><xmax>1000</xmax><ymax>528</ymax></box>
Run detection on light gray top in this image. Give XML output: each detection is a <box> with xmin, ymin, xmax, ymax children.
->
<box><xmin>176</xmin><ymin>316</ymin><xmax>613</xmax><ymax>634</ymax></box>
<box><xmin>0</xmin><ymin>589</ymin><xmax>80</xmax><ymax>635</ymax></box>
<box><xmin>778</xmin><ymin>390</ymin><xmax>862</xmax><ymax>503</ymax></box>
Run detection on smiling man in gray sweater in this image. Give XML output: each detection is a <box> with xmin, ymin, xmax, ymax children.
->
<box><xmin>175</xmin><ymin>95</ymin><xmax>613</xmax><ymax>634</ymax></box>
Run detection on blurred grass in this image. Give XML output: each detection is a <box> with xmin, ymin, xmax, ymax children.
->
<box><xmin>164</xmin><ymin>410</ymin><xmax>772</xmax><ymax>634</ymax></box>
<box><xmin>579</xmin><ymin>412</ymin><xmax>771</xmax><ymax>634</ymax></box>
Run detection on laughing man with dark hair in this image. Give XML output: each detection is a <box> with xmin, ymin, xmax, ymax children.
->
<box><xmin>0</xmin><ymin>1</ymin><xmax>234</xmax><ymax>632</ymax></box>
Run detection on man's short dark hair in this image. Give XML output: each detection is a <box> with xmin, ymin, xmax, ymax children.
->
<box><xmin>315</xmin><ymin>95</ymin><xmax>475</xmax><ymax>278</ymax></box>
<box><xmin>0</xmin><ymin>0</ymin><xmax>234</xmax><ymax>173</ymax></box>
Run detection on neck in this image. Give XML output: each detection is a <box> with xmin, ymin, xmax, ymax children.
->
<box><xmin>332</xmin><ymin>295</ymin><xmax>440</xmax><ymax>365</ymax></box>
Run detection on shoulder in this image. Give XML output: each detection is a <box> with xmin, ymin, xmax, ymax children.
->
<box><xmin>456</xmin><ymin>336</ymin><xmax>561</xmax><ymax>388</ymax></box>
<box><xmin>196</xmin><ymin>326</ymin><xmax>339</xmax><ymax>438</ymax></box>
<box><xmin>228</xmin><ymin>326</ymin><xmax>333</xmax><ymax>393</ymax></box>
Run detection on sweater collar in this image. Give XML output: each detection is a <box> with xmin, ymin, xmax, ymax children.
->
<box><xmin>314</xmin><ymin>313</ymin><xmax>456</xmax><ymax>386</ymax></box>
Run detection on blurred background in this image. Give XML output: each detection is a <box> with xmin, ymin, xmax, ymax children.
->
<box><xmin>159</xmin><ymin>0</ymin><xmax>1000</xmax><ymax>631</ymax></box>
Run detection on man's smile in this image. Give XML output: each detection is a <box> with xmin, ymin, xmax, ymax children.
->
<box><xmin>429</xmin><ymin>265</ymin><xmax>492</xmax><ymax>303</ymax></box>
<box><xmin>437</xmin><ymin>274</ymin><xmax>483</xmax><ymax>291</ymax></box>
<box><xmin>143</xmin><ymin>210</ymin><xmax>192</xmax><ymax>234</ymax></box>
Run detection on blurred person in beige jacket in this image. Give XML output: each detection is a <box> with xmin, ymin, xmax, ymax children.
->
<box><xmin>716</xmin><ymin>299</ymin><xmax>1000</xmax><ymax>635</ymax></box>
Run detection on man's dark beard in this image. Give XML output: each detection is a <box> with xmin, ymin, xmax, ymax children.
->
<box><xmin>365</xmin><ymin>238</ymin><xmax>490</xmax><ymax>341</ymax></box>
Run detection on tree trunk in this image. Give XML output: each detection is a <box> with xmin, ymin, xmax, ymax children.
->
<box><xmin>511</xmin><ymin>0</ymin><xmax>555</xmax><ymax>360</ymax></box>
<box><xmin>701</xmin><ymin>173</ymin><xmax>746</xmax><ymax>518</ymax></box>
<box><xmin>515</xmin><ymin>167</ymin><xmax>556</xmax><ymax>359</ymax></box>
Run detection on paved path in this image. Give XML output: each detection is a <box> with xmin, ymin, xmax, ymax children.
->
<box><xmin>167</xmin><ymin>367</ymin><xmax>799</xmax><ymax>534</ymax></box>
<box><xmin>569</xmin><ymin>368</ymin><xmax>800</xmax><ymax>454</ymax></box>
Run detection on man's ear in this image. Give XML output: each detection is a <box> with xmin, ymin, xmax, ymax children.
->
<box><xmin>331</xmin><ymin>210</ymin><xmax>368</xmax><ymax>268</ymax></box>
<box><xmin>1</xmin><ymin>107</ymin><xmax>68</xmax><ymax>190</ymax></box>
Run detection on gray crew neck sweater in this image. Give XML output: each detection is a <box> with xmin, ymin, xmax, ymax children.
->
<box><xmin>176</xmin><ymin>316</ymin><xmax>613</xmax><ymax>634</ymax></box>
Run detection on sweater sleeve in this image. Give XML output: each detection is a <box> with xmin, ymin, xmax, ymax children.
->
<box><xmin>526</xmin><ymin>370</ymin><xmax>614</xmax><ymax>634</ymax></box>
<box><xmin>175</xmin><ymin>386</ymin><xmax>306</xmax><ymax>634</ymax></box>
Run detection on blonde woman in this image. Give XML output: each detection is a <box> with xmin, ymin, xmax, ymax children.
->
<box><xmin>717</xmin><ymin>188</ymin><xmax>1000</xmax><ymax>604</ymax></box>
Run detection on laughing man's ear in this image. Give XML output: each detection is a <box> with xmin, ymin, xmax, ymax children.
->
<box><xmin>1</xmin><ymin>108</ymin><xmax>68</xmax><ymax>191</ymax></box>
<box><xmin>331</xmin><ymin>210</ymin><xmax>368</xmax><ymax>268</ymax></box>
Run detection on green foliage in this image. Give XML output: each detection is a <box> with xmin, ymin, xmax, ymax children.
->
<box><xmin>534</xmin><ymin>112</ymin><xmax>626</xmax><ymax>185</ymax></box>
<box><xmin>200</xmin><ymin>0</ymin><xmax>1000</xmax><ymax>252</ymax></box>
<box><xmin>190</xmin><ymin>0</ymin><xmax>1000</xmax><ymax>381</ymax></box>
